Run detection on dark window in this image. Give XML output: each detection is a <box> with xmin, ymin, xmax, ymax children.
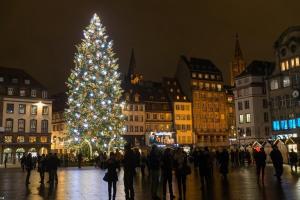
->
<box><xmin>6</xmin><ymin>104</ymin><xmax>14</xmax><ymax>114</ymax></box>
<box><xmin>238</xmin><ymin>102</ymin><xmax>243</xmax><ymax>110</ymax></box>
<box><xmin>246</xmin><ymin>127</ymin><xmax>251</xmax><ymax>136</ymax></box>
<box><xmin>244</xmin><ymin>101</ymin><xmax>250</xmax><ymax>109</ymax></box>
<box><xmin>18</xmin><ymin>119</ymin><xmax>25</xmax><ymax>132</ymax></box>
<box><xmin>5</xmin><ymin>119</ymin><xmax>13</xmax><ymax>132</ymax></box>
<box><xmin>238</xmin><ymin>128</ymin><xmax>244</xmax><ymax>136</ymax></box>
<box><xmin>41</xmin><ymin>120</ymin><xmax>48</xmax><ymax>133</ymax></box>
<box><xmin>264</xmin><ymin>112</ymin><xmax>269</xmax><ymax>122</ymax></box>
<box><xmin>30</xmin><ymin>119</ymin><xmax>37</xmax><ymax>132</ymax></box>
<box><xmin>265</xmin><ymin>127</ymin><xmax>270</xmax><ymax>136</ymax></box>
<box><xmin>263</xmin><ymin>99</ymin><xmax>268</xmax><ymax>108</ymax></box>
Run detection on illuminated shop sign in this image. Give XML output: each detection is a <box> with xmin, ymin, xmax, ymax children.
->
<box><xmin>148</xmin><ymin>132</ymin><xmax>176</xmax><ymax>145</ymax></box>
<box><xmin>272</xmin><ymin>118</ymin><xmax>300</xmax><ymax>131</ymax></box>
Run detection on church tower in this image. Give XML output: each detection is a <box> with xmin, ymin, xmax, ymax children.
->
<box><xmin>230</xmin><ymin>34</ymin><xmax>246</xmax><ymax>86</ymax></box>
<box><xmin>126</xmin><ymin>49</ymin><xmax>143</xmax><ymax>86</ymax></box>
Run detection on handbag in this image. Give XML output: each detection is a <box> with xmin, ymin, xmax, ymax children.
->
<box><xmin>103</xmin><ymin>172</ymin><xmax>109</xmax><ymax>182</ymax></box>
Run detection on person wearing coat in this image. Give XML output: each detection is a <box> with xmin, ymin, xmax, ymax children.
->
<box><xmin>253</xmin><ymin>147</ymin><xmax>267</xmax><ymax>184</ymax></box>
<box><xmin>270</xmin><ymin>145</ymin><xmax>284</xmax><ymax>182</ymax></box>
<box><xmin>25</xmin><ymin>153</ymin><xmax>33</xmax><ymax>184</ymax></box>
<box><xmin>104</xmin><ymin>152</ymin><xmax>119</xmax><ymax>200</ymax></box>
<box><xmin>219</xmin><ymin>149</ymin><xmax>229</xmax><ymax>180</ymax></box>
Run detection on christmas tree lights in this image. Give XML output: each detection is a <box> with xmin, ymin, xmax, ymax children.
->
<box><xmin>65</xmin><ymin>13</ymin><xmax>125</xmax><ymax>154</ymax></box>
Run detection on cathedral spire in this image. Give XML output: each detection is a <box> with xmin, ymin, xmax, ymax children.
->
<box><xmin>128</xmin><ymin>48</ymin><xmax>136</xmax><ymax>77</ymax></box>
<box><xmin>234</xmin><ymin>33</ymin><xmax>243</xmax><ymax>59</ymax></box>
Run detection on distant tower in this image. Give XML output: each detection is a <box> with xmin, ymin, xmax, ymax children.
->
<box><xmin>126</xmin><ymin>49</ymin><xmax>143</xmax><ymax>85</ymax></box>
<box><xmin>230</xmin><ymin>34</ymin><xmax>246</xmax><ymax>86</ymax></box>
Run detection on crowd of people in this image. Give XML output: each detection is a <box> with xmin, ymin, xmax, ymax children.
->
<box><xmin>21</xmin><ymin>152</ymin><xmax>60</xmax><ymax>186</ymax></box>
<box><xmin>17</xmin><ymin>144</ymin><xmax>300</xmax><ymax>200</ymax></box>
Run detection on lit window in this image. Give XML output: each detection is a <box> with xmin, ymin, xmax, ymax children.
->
<box><xmin>183</xmin><ymin>96</ymin><xmax>186</xmax><ymax>100</ymax></box>
<box><xmin>239</xmin><ymin>115</ymin><xmax>244</xmax><ymax>123</ymax></box>
<box><xmin>18</xmin><ymin>119</ymin><xmax>25</xmax><ymax>132</ymax></box>
<box><xmin>19</xmin><ymin>104</ymin><xmax>26</xmax><ymax>114</ymax></box>
<box><xmin>8</xmin><ymin>88</ymin><xmax>14</xmax><ymax>95</ymax></box>
<box><xmin>42</xmin><ymin>106</ymin><xmax>49</xmax><ymax>115</ymax></box>
<box><xmin>17</xmin><ymin>136</ymin><xmax>25</xmax><ymax>143</ymax></box>
<box><xmin>31</xmin><ymin>89</ymin><xmax>37</xmax><ymax>97</ymax></box>
<box><xmin>288</xmin><ymin>119</ymin><xmax>296</xmax><ymax>129</ymax></box>
<box><xmin>192</xmin><ymin>81</ymin><xmax>197</xmax><ymax>86</ymax></box>
<box><xmin>246</xmin><ymin>114</ymin><xmax>251</xmax><ymax>123</ymax></box>
<box><xmin>217</xmin><ymin>84</ymin><xmax>222</xmax><ymax>91</ymax></box>
<box><xmin>20</xmin><ymin>89</ymin><xmax>26</xmax><ymax>96</ymax></box>
<box><xmin>211</xmin><ymin>84</ymin><xmax>216</xmax><ymax>90</ymax></box>
<box><xmin>29</xmin><ymin>136</ymin><xmax>36</xmax><ymax>143</ymax></box>
<box><xmin>204</xmin><ymin>74</ymin><xmax>209</xmax><ymax>79</ymax></box>
<box><xmin>31</xmin><ymin>105</ymin><xmax>37</xmax><ymax>115</ymax></box>
<box><xmin>24</xmin><ymin>79</ymin><xmax>30</xmax><ymax>85</ymax></box>
<box><xmin>291</xmin><ymin>58</ymin><xmax>295</xmax><ymax>68</ymax></box>
<box><xmin>281</xmin><ymin>62</ymin><xmax>286</xmax><ymax>71</ymax></box>
<box><xmin>40</xmin><ymin>136</ymin><xmax>48</xmax><ymax>143</ymax></box>
<box><xmin>6</xmin><ymin>104</ymin><xmax>14</xmax><ymax>114</ymax></box>
<box><xmin>211</xmin><ymin>75</ymin><xmax>215</xmax><ymax>79</ymax></box>
<box><xmin>296</xmin><ymin>57</ymin><xmax>300</xmax><ymax>66</ymax></box>
<box><xmin>285</xmin><ymin>60</ymin><xmax>289</xmax><ymax>70</ymax></box>
<box><xmin>0</xmin><ymin>77</ymin><xmax>4</xmax><ymax>82</ymax></box>
<box><xmin>205</xmin><ymin>83</ymin><xmax>210</xmax><ymax>90</ymax></box>
<box><xmin>270</xmin><ymin>79</ymin><xmax>279</xmax><ymax>90</ymax></box>
<box><xmin>199</xmin><ymin>82</ymin><xmax>203</xmax><ymax>89</ymax></box>
<box><xmin>170</xmin><ymin>88</ymin><xmax>173</xmax><ymax>92</ymax></box>
<box><xmin>198</xmin><ymin>73</ymin><xmax>203</xmax><ymax>78</ymax></box>
<box><xmin>283</xmin><ymin>76</ymin><xmax>290</xmax><ymax>87</ymax></box>
<box><xmin>4</xmin><ymin>136</ymin><xmax>13</xmax><ymax>143</ymax></box>
<box><xmin>176</xmin><ymin>96</ymin><xmax>180</xmax><ymax>100</ymax></box>
<box><xmin>192</xmin><ymin>73</ymin><xmax>196</xmax><ymax>78</ymax></box>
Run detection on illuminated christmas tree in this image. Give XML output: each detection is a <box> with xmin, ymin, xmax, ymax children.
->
<box><xmin>65</xmin><ymin>14</ymin><xmax>125</xmax><ymax>154</ymax></box>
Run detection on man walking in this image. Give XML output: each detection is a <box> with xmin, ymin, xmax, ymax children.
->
<box><xmin>162</xmin><ymin>148</ymin><xmax>175</xmax><ymax>200</ymax></box>
<box><xmin>25</xmin><ymin>153</ymin><xmax>33</xmax><ymax>184</ymax></box>
<box><xmin>123</xmin><ymin>143</ymin><xmax>136</xmax><ymax>200</ymax></box>
<box><xmin>289</xmin><ymin>149</ymin><xmax>298</xmax><ymax>172</ymax></box>
<box><xmin>270</xmin><ymin>145</ymin><xmax>284</xmax><ymax>182</ymax></box>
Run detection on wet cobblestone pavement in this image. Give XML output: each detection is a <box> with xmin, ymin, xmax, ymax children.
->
<box><xmin>1</xmin><ymin>164</ymin><xmax>300</xmax><ymax>200</ymax></box>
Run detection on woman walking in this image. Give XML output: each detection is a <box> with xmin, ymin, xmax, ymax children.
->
<box><xmin>104</xmin><ymin>152</ymin><xmax>119</xmax><ymax>200</ymax></box>
<box><xmin>174</xmin><ymin>147</ymin><xmax>189</xmax><ymax>200</ymax></box>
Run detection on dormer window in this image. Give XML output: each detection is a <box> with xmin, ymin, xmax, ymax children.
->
<box><xmin>12</xmin><ymin>78</ymin><xmax>18</xmax><ymax>84</ymax></box>
<box><xmin>20</xmin><ymin>89</ymin><xmax>26</xmax><ymax>97</ymax></box>
<box><xmin>31</xmin><ymin>89</ymin><xmax>37</xmax><ymax>97</ymax></box>
<box><xmin>8</xmin><ymin>88</ymin><xmax>14</xmax><ymax>95</ymax></box>
<box><xmin>24</xmin><ymin>79</ymin><xmax>30</xmax><ymax>85</ymax></box>
<box><xmin>42</xmin><ymin>91</ymin><xmax>48</xmax><ymax>99</ymax></box>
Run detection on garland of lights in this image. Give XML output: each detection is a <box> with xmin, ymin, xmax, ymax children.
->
<box><xmin>65</xmin><ymin>13</ymin><xmax>125</xmax><ymax>153</ymax></box>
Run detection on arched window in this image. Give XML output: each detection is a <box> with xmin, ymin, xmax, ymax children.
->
<box><xmin>18</xmin><ymin>119</ymin><xmax>25</xmax><ymax>132</ymax></box>
<box><xmin>30</xmin><ymin>119</ymin><xmax>37</xmax><ymax>133</ymax></box>
<box><xmin>41</xmin><ymin>120</ymin><xmax>48</xmax><ymax>133</ymax></box>
<box><xmin>5</xmin><ymin>118</ymin><xmax>13</xmax><ymax>132</ymax></box>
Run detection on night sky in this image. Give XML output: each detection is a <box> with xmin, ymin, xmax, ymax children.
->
<box><xmin>1</xmin><ymin>1</ymin><xmax>300</xmax><ymax>94</ymax></box>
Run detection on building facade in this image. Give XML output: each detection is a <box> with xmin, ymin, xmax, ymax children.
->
<box><xmin>268</xmin><ymin>26</ymin><xmax>300</xmax><ymax>144</ymax></box>
<box><xmin>0</xmin><ymin>67</ymin><xmax>52</xmax><ymax>164</ymax></box>
<box><xmin>163</xmin><ymin>78</ymin><xmax>193</xmax><ymax>145</ymax></box>
<box><xmin>51</xmin><ymin>93</ymin><xmax>68</xmax><ymax>154</ymax></box>
<box><xmin>176</xmin><ymin>56</ymin><xmax>229</xmax><ymax>148</ymax></box>
<box><xmin>234</xmin><ymin>61</ymin><xmax>274</xmax><ymax>144</ymax></box>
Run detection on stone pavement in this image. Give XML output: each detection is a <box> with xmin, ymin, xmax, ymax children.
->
<box><xmin>0</xmin><ymin>164</ymin><xmax>300</xmax><ymax>200</ymax></box>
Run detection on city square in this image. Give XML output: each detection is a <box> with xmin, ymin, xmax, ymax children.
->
<box><xmin>1</xmin><ymin>165</ymin><xmax>300</xmax><ymax>200</ymax></box>
<box><xmin>1</xmin><ymin>1</ymin><xmax>300</xmax><ymax>200</ymax></box>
